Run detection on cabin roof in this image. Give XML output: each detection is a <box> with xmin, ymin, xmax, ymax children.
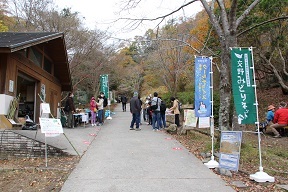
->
<box><xmin>0</xmin><ymin>32</ymin><xmax>72</xmax><ymax>91</ymax></box>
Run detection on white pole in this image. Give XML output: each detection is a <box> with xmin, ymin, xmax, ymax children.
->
<box><xmin>204</xmin><ymin>57</ymin><xmax>219</xmax><ymax>168</ymax></box>
<box><xmin>249</xmin><ymin>47</ymin><xmax>274</xmax><ymax>182</ymax></box>
<box><xmin>45</xmin><ymin>136</ymin><xmax>48</xmax><ymax>167</ymax></box>
<box><xmin>107</xmin><ymin>99</ymin><xmax>112</xmax><ymax>120</ymax></box>
<box><xmin>107</xmin><ymin>74</ymin><xmax>112</xmax><ymax>120</ymax></box>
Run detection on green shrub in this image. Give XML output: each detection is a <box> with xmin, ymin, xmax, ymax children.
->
<box><xmin>176</xmin><ymin>92</ymin><xmax>194</xmax><ymax>105</ymax></box>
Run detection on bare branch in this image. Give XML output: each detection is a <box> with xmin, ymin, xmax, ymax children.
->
<box><xmin>152</xmin><ymin>38</ymin><xmax>201</xmax><ymax>53</ymax></box>
<box><xmin>119</xmin><ymin>0</ymin><xmax>142</xmax><ymax>10</ymax></box>
<box><xmin>200</xmin><ymin>0</ymin><xmax>224</xmax><ymax>41</ymax></box>
<box><xmin>278</xmin><ymin>47</ymin><xmax>288</xmax><ymax>76</ymax></box>
<box><xmin>229</xmin><ymin>0</ymin><xmax>238</xmax><ymax>33</ymax></box>
<box><xmin>117</xmin><ymin>0</ymin><xmax>198</xmax><ymax>22</ymax></box>
<box><xmin>216</xmin><ymin>0</ymin><xmax>229</xmax><ymax>34</ymax></box>
<box><xmin>235</xmin><ymin>0</ymin><xmax>262</xmax><ymax>28</ymax></box>
<box><xmin>237</xmin><ymin>16</ymin><xmax>288</xmax><ymax>37</ymax></box>
<box><xmin>259</xmin><ymin>52</ymin><xmax>288</xmax><ymax>90</ymax></box>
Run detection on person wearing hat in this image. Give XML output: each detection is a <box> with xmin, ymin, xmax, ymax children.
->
<box><xmin>266</xmin><ymin>105</ymin><xmax>275</xmax><ymax>123</ymax></box>
<box><xmin>269</xmin><ymin>101</ymin><xmax>288</xmax><ymax>138</ymax></box>
<box><xmin>129</xmin><ymin>91</ymin><xmax>142</xmax><ymax>131</ymax></box>
<box><xmin>90</xmin><ymin>96</ymin><xmax>97</xmax><ymax>126</ymax></box>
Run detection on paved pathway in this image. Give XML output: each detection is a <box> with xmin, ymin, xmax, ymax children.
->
<box><xmin>61</xmin><ymin>104</ymin><xmax>234</xmax><ymax>192</ymax></box>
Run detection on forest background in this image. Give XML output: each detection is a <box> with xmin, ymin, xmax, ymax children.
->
<box><xmin>0</xmin><ymin>0</ymin><xmax>288</xmax><ymax>190</ymax></box>
<box><xmin>0</xmin><ymin>0</ymin><xmax>288</xmax><ymax>130</ymax></box>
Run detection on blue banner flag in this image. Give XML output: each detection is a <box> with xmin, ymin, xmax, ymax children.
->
<box><xmin>194</xmin><ymin>57</ymin><xmax>211</xmax><ymax>117</ymax></box>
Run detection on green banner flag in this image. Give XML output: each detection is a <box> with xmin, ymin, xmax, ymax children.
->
<box><xmin>231</xmin><ymin>48</ymin><xmax>257</xmax><ymax>124</ymax></box>
<box><xmin>100</xmin><ymin>74</ymin><xmax>109</xmax><ymax>98</ymax></box>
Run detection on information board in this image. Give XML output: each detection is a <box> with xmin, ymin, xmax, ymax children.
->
<box><xmin>219</xmin><ymin>131</ymin><xmax>242</xmax><ymax>171</ymax></box>
<box><xmin>198</xmin><ymin>117</ymin><xmax>210</xmax><ymax>128</ymax></box>
<box><xmin>39</xmin><ymin>118</ymin><xmax>63</xmax><ymax>134</ymax></box>
<box><xmin>184</xmin><ymin>109</ymin><xmax>197</xmax><ymax>127</ymax></box>
<box><xmin>40</xmin><ymin>103</ymin><xmax>51</xmax><ymax>114</ymax></box>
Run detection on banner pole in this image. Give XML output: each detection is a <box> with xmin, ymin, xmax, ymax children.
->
<box><xmin>45</xmin><ymin>136</ymin><xmax>48</xmax><ymax>167</ymax></box>
<box><xmin>204</xmin><ymin>57</ymin><xmax>219</xmax><ymax>169</ymax></box>
<box><xmin>249</xmin><ymin>47</ymin><xmax>274</xmax><ymax>182</ymax></box>
<box><xmin>107</xmin><ymin>75</ymin><xmax>112</xmax><ymax>120</ymax></box>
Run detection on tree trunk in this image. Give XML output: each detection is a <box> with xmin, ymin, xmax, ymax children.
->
<box><xmin>218</xmin><ymin>47</ymin><xmax>232</xmax><ymax>130</ymax></box>
<box><xmin>218</xmin><ymin>35</ymin><xmax>237</xmax><ymax>131</ymax></box>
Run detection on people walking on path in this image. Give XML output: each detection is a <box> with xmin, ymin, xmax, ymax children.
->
<box><xmin>60</xmin><ymin>103</ymin><xmax>235</xmax><ymax>192</ymax></box>
<box><xmin>96</xmin><ymin>95</ymin><xmax>104</xmax><ymax>126</ymax></box>
<box><xmin>151</xmin><ymin>92</ymin><xmax>162</xmax><ymax>131</ymax></box>
<box><xmin>129</xmin><ymin>92</ymin><xmax>142</xmax><ymax>131</ymax></box>
<box><xmin>169</xmin><ymin>96</ymin><xmax>180</xmax><ymax>127</ymax></box>
<box><xmin>89</xmin><ymin>96</ymin><xmax>97</xmax><ymax>126</ymax></box>
<box><xmin>64</xmin><ymin>92</ymin><xmax>76</xmax><ymax>128</ymax></box>
<box><xmin>121</xmin><ymin>95</ymin><xmax>127</xmax><ymax>112</ymax></box>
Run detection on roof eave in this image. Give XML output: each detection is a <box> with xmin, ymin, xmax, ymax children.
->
<box><xmin>10</xmin><ymin>33</ymin><xmax>63</xmax><ymax>53</ymax></box>
<box><xmin>0</xmin><ymin>47</ymin><xmax>12</xmax><ymax>53</ymax></box>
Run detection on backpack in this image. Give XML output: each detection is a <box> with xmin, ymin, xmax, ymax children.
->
<box><xmin>150</xmin><ymin>98</ymin><xmax>158</xmax><ymax>110</ymax></box>
<box><xmin>177</xmin><ymin>101</ymin><xmax>182</xmax><ymax>111</ymax></box>
<box><xmin>121</xmin><ymin>96</ymin><xmax>127</xmax><ymax>103</ymax></box>
<box><xmin>160</xmin><ymin>101</ymin><xmax>166</xmax><ymax>112</ymax></box>
<box><xmin>103</xmin><ymin>97</ymin><xmax>108</xmax><ymax>107</ymax></box>
<box><xmin>64</xmin><ymin>99</ymin><xmax>70</xmax><ymax>112</ymax></box>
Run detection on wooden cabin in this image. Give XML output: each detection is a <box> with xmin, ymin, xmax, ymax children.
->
<box><xmin>0</xmin><ymin>32</ymin><xmax>72</xmax><ymax>128</ymax></box>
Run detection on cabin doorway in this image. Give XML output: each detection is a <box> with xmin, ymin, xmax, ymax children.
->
<box><xmin>17</xmin><ymin>72</ymin><xmax>37</xmax><ymax>121</ymax></box>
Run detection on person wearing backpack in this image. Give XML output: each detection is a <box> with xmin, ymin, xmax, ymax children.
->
<box><xmin>151</xmin><ymin>92</ymin><xmax>162</xmax><ymax>131</ymax></box>
<box><xmin>64</xmin><ymin>92</ymin><xmax>76</xmax><ymax>128</ymax></box>
<box><xmin>100</xmin><ymin>92</ymin><xmax>107</xmax><ymax>124</ymax></box>
<box><xmin>159</xmin><ymin>97</ymin><xmax>167</xmax><ymax>129</ymax></box>
<box><xmin>121</xmin><ymin>95</ymin><xmax>127</xmax><ymax>112</ymax></box>
<box><xmin>169</xmin><ymin>96</ymin><xmax>180</xmax><ymax>127</ymax></box>
<box><xmin>96</xmin><ymin>95</ymin><xmax>104</xmax><ymax>126</ymax></box>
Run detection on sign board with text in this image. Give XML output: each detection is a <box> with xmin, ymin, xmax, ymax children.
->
<box><xmin>219</xmin><ymin>131</ymin><xmax>242</xmax><ymax>171</ymax></box>
<box><xmin>39</xmin><ymin>118</ymin><xmax>63</xmax><ymax>134</ymax></box>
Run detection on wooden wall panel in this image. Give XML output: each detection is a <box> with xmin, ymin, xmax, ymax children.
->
<box><xmin>40</xmin><ymin>78</ymin><xmax>61</xmax><ymax>118</ymax></box>
<box><xmin>4</xmin><ymin>55</ymin><xmax>17</xmax><ymax>96</ymax></box>
<box><xmin>4</xmin><ymin>54</ymin><xmax>63</xmax><ymax>123</ymax></box>
<box><xmin>0</xmin><ymin>54</ymin><xmax>8</xmax><ymax>94</ymax></box>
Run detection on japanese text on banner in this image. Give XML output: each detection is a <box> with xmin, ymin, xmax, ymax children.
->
<box><xmin>231</xmin><ymin>48</ymin><xmax>256</xmax><ymax>124</ymax></box>
<box><xmin>100</xmin><ymin>74</ymin><xmax>109</xmax><ymax>98</ymax></box>
<box><xmin>194</xmin><ymin>57</ymin><xmax>211</xmax><ymax>117</ymax></box>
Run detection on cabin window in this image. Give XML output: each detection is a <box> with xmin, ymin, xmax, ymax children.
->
<box><xmin>29</xmin><ymin>47</ymin><xmax>42</xmax><ymax>67</ymax></box>
<box><xmin>44</xmin><ymin>57</ymin><xmax>52</xmax><ymax>74</ymax></box>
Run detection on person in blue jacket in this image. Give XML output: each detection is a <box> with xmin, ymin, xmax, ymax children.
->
<box><xmin>266</xmin><ymin>105</ymin><xmax>275</xmax><ymax>123</ymax></box>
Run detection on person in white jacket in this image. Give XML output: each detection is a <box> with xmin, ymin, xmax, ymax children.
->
<box><xmin>96</xmin><ymin>95</ymin><xmax>104</xmax><ymax>126</ymax></box>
